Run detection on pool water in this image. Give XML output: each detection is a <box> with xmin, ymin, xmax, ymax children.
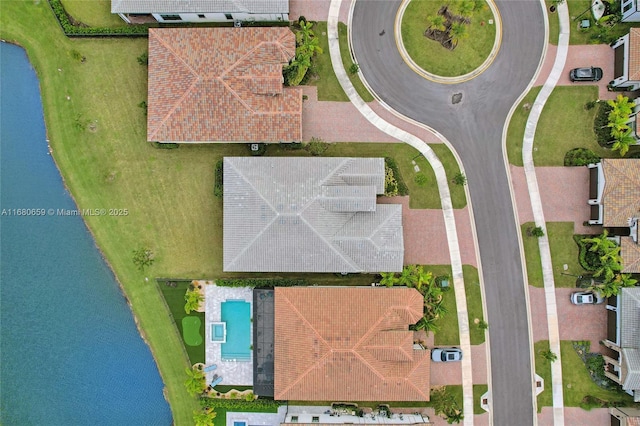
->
<box><xmin>221</xmin><ymin>300</ymin><xmax>251</xmax><ymax>361</ymax></box>
<box><xmin>211</xmin><ymin>323</ymin><xmax>226</xmax><ymax>342</ymax></box>
<box><xmin>234</xmin><ymin>422</ymin><xmax>246</xmax><ymax>426</ymax></box>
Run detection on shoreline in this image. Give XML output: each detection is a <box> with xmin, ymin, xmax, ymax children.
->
<box><xmin>2</xmin><ymin>38</ymin><xmax>173</xmax><ymax>409</ymax></box>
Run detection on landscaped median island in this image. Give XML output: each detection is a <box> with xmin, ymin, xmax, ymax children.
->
<box><xmin>400</xmin><ymin>0</ymin><xmax>496</xmax><ymax>77</ymax></box>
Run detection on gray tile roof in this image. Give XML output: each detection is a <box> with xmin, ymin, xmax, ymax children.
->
<box><xmin>620</xmin><ymin>287</ymin><xmax>640</xmax><ymax>393</ymax></box>
<box><xmin>112</xmin><ymin>0</ymin><xmax>288</xmax><ymax>14</ymax></box>
<box><xmin>223</xmin><ymin>157</ymin><xmax>404</xmax><ymax>273</ymax></box>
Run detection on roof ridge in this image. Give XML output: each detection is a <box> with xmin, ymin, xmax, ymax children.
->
<box><xmin>148</xmin><ymin>30</ymin><xmax>201</xmax><ymax>140</ymax></box>
<box><xmin>404</xmin><ymin>353</ymin><xmax>432</xmax><ymax>400</ymax></box>
<box><xmin>319</xmin><ymin>158</ymin><xmax>352</xmax><ymax>186</ymax></box>
<box><xmin>275</xmin><ymin>291</ymin><xmax>333</xmax><ymax>398</ymax></box>
<box><xmin>223</xmin><ymin>160</ymin><xmax>278</xmax><ymax>269</ymax></box>
<box><xmin>297</xmin><ymin>211</ymin><xmax>361</xmax><ymax>271</ymax></box>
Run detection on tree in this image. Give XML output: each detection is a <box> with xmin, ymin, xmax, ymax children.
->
<box><xmin>398</xmin><ymin>265</ymin><xmax>416</xmax><ymax>287</ymax></box>
<box><xmin>452</xmin><ymin>172</ymin><xmax>467</xmax><ymax>186</ymax></box>
<box><xmin>184</xmin><ymin>367</ymin><xmax>206</xmax><ymax>396</ymax></box>
<box><xmin>611</xmin><ymin>129</ymin><xmax>636</xmax><ymax>156</ymax></box>
<box><xmin>448</xmin><ymin>23</ymin><xmax>468</xmax><ymax>45</ymax></box>
<box><xmin>426</xmin><ymin>14</ymin><xmax>446</xmax><ymax>31</ymax></box>
<box><xmin>184</xmin><ymin>288</ymin><xmax>204</xmax><ymax>314</ymax></box>
<box><xmin>379</xmin><ymin>271</ymin><xmax>397</xmax><ymax>287</ymax></box>
<box><xmin>591</xmin><ymin>273</ymin><xmax>638</xmax><ymax>297</ymax></box>
<box><xmin>194</xmin><ymin>409</ymin><xmax>217</xmax><ymax>426</ymax></box>
<box><xmin>582</xmin><ymin>231</ymin><xmax>615</xmax><ymax>253</ymax></box>
<box><xmin>414</xmin><ymin>266</ymin><xmax>434</xmax><ymax>292</ymax></box>
<box><xmin>132</xmin><ymin>247</ymin><xmax>154</xmax><ymax>271</ymax></box>
<box><xmin>297</xmin><ymin>20</ymin><xmax>315</xmax><ymax>43</ymax></box>
<box><xmin>540</xmin><ymin>349</ymin><xmax>558</xmax><ymax>362</ymax></box>
<box><xmin>593</xmin><ymin>255</ymin><xmax>622</xmax><ymax>282</ymax></box>
<box><xmin>607</xmin><ymin>94</ymin><xmax>634</xmax><ymax>118</ymax></box>
<box><xmin>428</xmin><ymin>300</ymin><xmax>448</xmax><ymax>319</ymax></box>
<box><xmin>411</xmin><ymin>315</ymin><xmax>438</xmax><ymax>332</ymax></box>
<box><xmin>446</xmin><ymin>410</ymin><xmax>464</xmax><ymax>424</ymax></box>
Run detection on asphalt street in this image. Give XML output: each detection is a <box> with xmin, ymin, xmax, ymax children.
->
<box><xmin>351</xmin><ymin>1</ymin><xmax>546</xmax><ymax>424</ymax></box>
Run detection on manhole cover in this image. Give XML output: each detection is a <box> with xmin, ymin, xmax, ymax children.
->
<box><xmin>452</xmin><ymin>93</ymin><xmax>463</xmax><ymax>104</ymax></box>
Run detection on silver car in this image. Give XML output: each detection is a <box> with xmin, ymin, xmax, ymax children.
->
<box><xmin>570</xmin><ymin>291</ymin><xmax>605</xmax><ymax>305</ymax></box>
<box><xmin>431</xmin><ymin>348</ymin><xmax>463</xmax><ymax>362</ymax></box>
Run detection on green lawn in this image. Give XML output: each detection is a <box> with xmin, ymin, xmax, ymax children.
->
<box><xmin>534</xmin><ymin>340</ymin><xmax>553</xmax><ymax>411</ymax></box>
<box><xmin>522</xmin><ymin>222</ymin><xmax>585</xmax><ymax>288</ymax></box>
<box><xmin>507</xmin><ymin>86</ymin><xmax>610</xmax><ymax>167</ymax></box>
<box><xmin>522</xmin><ymin>223</ymin><xmax>544</xmax><ymax>288</ymax></box>
<box><xmin>182</xmin><ymin>316</ymin><xmax>203</xmax><ymax>347</ymax></box>
<box><xmin>506</xmin><ymin>87</ymin><xmax>542</xmax><ymax>166</ymax></box>
<box><xmin>400</xmin><ymin>0</ymin><xmax>496</xmax><ymax>77</ymax></box>
<box><xmin>310</xmin><ymin>21</ymin><xmax>348</xmax><ymax>101</ymax></box>
<box><xmin>473</xmin><ymin>384</ymin><xmax>488</xmax><ymax>415</ymax></box>
<box><xmin>431</xmin><ymin>265</ymin><xmax>460</xmax><ymax>346</ymax></box>
<box><xmin>464</xmin><ymin>265</ymin><xmax>485</xmax><ymax>345</ymax></box>
<box><xmin>546</xmin><ymin>0</ymin><xmax>560</xmax><ymax>45</ymax></box>
<box><xmin>61</xmin><ymin>0</ymin><xmax>129</xmax><ymax>27</ymax></box>
<box><xmin>338</xmin><ymin>22</ymin><xmax>374</xmax><ymax>102</ymax></box>
<box><xmin>430</xmin><ymin>144</ymin><xmax>467</xmax><ymax>209</ymax></box>
<box><xmin>560</xmin><ymin>341</ymin><xmax>634</xmax><ymax>407</ymax></box>
<box><xmin>158</xmin><ymin>281</ymin><xmax>205</xmax><ymax>365</ymax></box>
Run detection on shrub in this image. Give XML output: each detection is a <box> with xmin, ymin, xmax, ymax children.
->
<box><xmin>528</xmin><ymin>226</ymin><xmax>545</xmax><ymax>237</ymax></box>
<box><xmin>478</xmin><ymin>320</ymin><xmax>488</xmax><ymax>330</ymax></box>
<box><xmin>137</xmin><ymin>52</ymin><xmax>149</xmax><ymax>66</ymax></box>
<box><xmin>200</xmin><ymin>397</ymin><xmax>281</xmax><ymax>410</ymax></box>
<box><xmin>594</xmin><ymin>102</ymin><xmax>614</xmax><ymax>146</ymax></box>
<box><xmin>305</xmin><ymin>137</ymin><xmax>330</xmax><ymax>156</ymax></box>
<box><xmin>48</xmin><ymin>0</ymin><xmax>150</xmax><ymax>37</ymax></box>
<box><xmin>349</xmin><ymin>63</ymin><xmax>360</xmax><ymax>74</ymax></box>
<box><xmin>138</xmin><ymin>101</ymin><xmax>147</xmax><ymax>116</ymax></box>
<box><xmin>279</xmin><ymin>141</ymin><xmax>303</xmax><ymax>150</ymax></box>
<box><xmin>214</xmin><ymin>160</ymin><xmax>224</xmax><ymax>198</ymax></box>
<box><xmin>385</xmin><ymin>165</ymin><xmax>399</xmax><ymax>196</ymax></box>
<box><xmin>151</xmin><ymin>142</ymin><xmax>179</xmax><ymax>149</ymax></box>
<box><xmin>584</xmin><ymin>100</ymin><xmax>598</xmax><ymax>110</ymax></box>
<box><xmin>540</xmin><ymin>349</ymin><xmax>557</xmax><ymax>362</ymax></box>
<box><xmin>452</xmin><ymin>172</ymin><xmax>467</xmax><ymax>186</ymax></box>
<box><xmin>564</xmin><ymin>148</ymin><xmax>600</xmax><ymax>166</ymax></box>
<box><xmin>132</xmin><ymin>247</ymin><xmax>154</xmax><ymax>271</ymax></box>
<box><xmin>414</xmin><ymin>172</ymin><xmax>428</xmax><ymax>186</ymax></box>
<box><xmin>384</xmin><ymin>157</ymin><xmax>409</xmax><ymax>196</ymax></box>
<box><xmin>215</xmin><ymin>278</ymin><xmax>307</xmax><ymax>288</ymax></box>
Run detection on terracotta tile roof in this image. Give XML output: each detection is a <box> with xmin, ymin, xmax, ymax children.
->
<box><xmin>601</xmin><ymin>159</ymin><xmax>640</xmax><ymax>227</ymax></box>
<box><xmin>622</xmin><ymin>237</ymin><xmax>640</xmax><ymax>273</ymax></box>
<box><xmin>147</xmin><ymin>28</ymin><xmax>301</xmax><ymax>143</ymax></box>
<box><xmin>630</xmin><ymin>28</ymin><xmax>640</xmax><ymax>81</ymax></box>
<box><xmin>274</xmin><ymin>287</ymin><xmax>430</xmax><ymax>401</ymax></box>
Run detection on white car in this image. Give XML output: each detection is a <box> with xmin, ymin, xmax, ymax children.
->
<box><xmin>431</xmin><ymin>348</ymin><xmax>463</xmax><ymax>362</ymax></box>
<box><xmin>570</xmin><ymin>291</ymin><xmax>605</xmax><ymax>305</ymax></box>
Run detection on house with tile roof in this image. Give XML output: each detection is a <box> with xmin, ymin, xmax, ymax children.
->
<box><xmin>147</xmin><ymin>28</ymin><xmax>302</xmax><ymax>143</ymax></box>
<box><xmin>273</xmin><ymin>287</ymin><xmax>430</xmax><ymax>402</ymax></box>
<box><xmin>610</xmin><ymin>407</ymin><xmax>640</xmax><ymax>425</ymax></box>
<box><xmin>611</xmin><ymin>28</ymin><xmax>640</xmax><ymax>91</ymax></box>
<box><xmin>223</xmin><ymin>157</ymin><xmax>404</xmax><ymax>273</ymax></box>
<box><xmin>603</xmin><ymin>288</ymin><xmax>640</xmax><ymax>402</ymax></box>
<box><xmin>112</xmin><ymin>0</ymin><xmax>288</xmax><ymax>24</ymax></box>
<box><xmin>622</xmin><ymin>0</ymin><xmax>640</xmax><ymax>22</ymax></box>
<box><xmin>587</xmin><ymin>159</ymin><xmax>640</xmax><ymax>273</ymax></box>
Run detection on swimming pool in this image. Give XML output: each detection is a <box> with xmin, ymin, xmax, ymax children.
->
<box><xmin>220</xmin><ymin>300</ymin><xmax>252</xmax><ymax>361</ymax></box>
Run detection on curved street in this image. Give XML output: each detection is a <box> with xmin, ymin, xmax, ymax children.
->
<box><xmin>350</xmin><ymin>1</ymin><xmax>546</xmax><ymax>424</ymax></box>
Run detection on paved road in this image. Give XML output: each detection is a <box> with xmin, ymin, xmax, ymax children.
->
<box><xmin>351</xmin><ymin>1</ymin><xmax>546</xmax><ymax>424</ymax></box>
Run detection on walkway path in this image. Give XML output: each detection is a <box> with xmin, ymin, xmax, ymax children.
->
<box><xmin>327</xmin><ymin>1</ymin><xmax>475</xmax><ymax>422</ymax></box>
<box><xmin>519</xmin><ymin>2</ymin><xmax>570</xmax><ymax>424</ymax></box>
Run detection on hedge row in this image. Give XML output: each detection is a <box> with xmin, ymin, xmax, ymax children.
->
<box><xmin>48</xmin><ymin>0</ymin><xmax>149</xmax><ymax>37</ymax></box>
<box><xmin>384</xmin><ymin>157</ymin><xmax>409</xmax><ymax>196</ymax></box>
<box><xmin>575</xmin><ymin>236</ymin><xmax>599</xmax><ymax>271</ymax></box>
<box><xmin>214</xmin><ymin>159</ymin><xmax>224</xmax><ymax>198</ymax></box>
<box><xmin>200</xmin><ymin>397</ymin><xmax>281</xmax><ymax>410</ymax></box>
<box><xmin>215</xmin><ymin>278</ymin><xmax>307</xmax><ymax>288</ymax></box>
<box><xmin>564</xmin><ymin>148</ymin><xmax>600</xmax><ymax>166</ymax></box>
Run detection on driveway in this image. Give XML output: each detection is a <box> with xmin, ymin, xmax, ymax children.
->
<box><xmin>351</xmin><ymin>1</ymin><xmax>546</xmax><ymax>424</ymax></box>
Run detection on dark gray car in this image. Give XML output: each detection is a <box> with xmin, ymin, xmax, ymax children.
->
<box><xmin>569</xmin><ymin>67</ymin><xmax>603</xmax><ymax>82</ymax></box>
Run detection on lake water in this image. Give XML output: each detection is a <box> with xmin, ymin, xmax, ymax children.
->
<box><xmin>0</xmin><ymin>42</ymin><xmax>172</xmax><ymax>425</ymax></box>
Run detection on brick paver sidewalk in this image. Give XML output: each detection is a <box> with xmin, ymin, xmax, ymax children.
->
<box><xmin>529</xmin><ymin>286</ymin><xmax>607</xmax><ymax>353</ymax></box>
<box><xmin>510</xmin><ymin>165</ymin><xmax>594</xmax><ymax>234</ymax></box>
<box><xmin>538</xmin><ymin>407</ymin><xmax>609</xmax><ymax>426</ymax></box>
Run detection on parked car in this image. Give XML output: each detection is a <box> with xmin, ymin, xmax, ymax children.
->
<box><xmin>570</xmin><ymin>291</ymin><xmax>605</xmax><ymax>305</ymax></box>
<box><xmin>431</xmin><ymin>347</ymin><xmax>463</xmax><ymax>362</ymax></box>
<box><xmin>569</xmin><ymin>67</ymin><xmax>603</xmax><ymax>82</ymax></box>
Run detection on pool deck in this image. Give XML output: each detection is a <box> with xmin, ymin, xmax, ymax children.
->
<box><xmin>226</xmin><ymin>406</ymin><xmax>287</xmax><ymax>426</ymax></box>
<box><xmin>204</xmin><ymin>282</ymin><xmax>254</xmax><ymax>386</ymax></box>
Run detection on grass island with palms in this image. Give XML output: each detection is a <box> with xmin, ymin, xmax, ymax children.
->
<box><xmin>401</xmin><ymin>0</ymin><xmax>497</xmax><ymax>77</ymax></box>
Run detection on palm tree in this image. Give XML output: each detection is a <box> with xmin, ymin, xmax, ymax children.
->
<box><xmin>582</xmin><ymin>231</ymin><xmax>615</xmax><ymax>253</ymax></box>
<box><xmin>428</xmin><ymin>300</ymin><xmax>448</xmax><ymax>319</ymax></box>
<box><xmin>184</xmin><ymin>288</ymin><xmax>204</xmax><ymax>314</ymax></box>
<box><xmin>593</xmin><ymin>256</ymin><xmax>622</xmax><ymax>282</ymax></box>
<box><xmin>605</xmin><ymin>113</ymin><xmax>629</xmax><ymax>135</ymax></box>
<box><xmin>297</xmin><ymin>20</ymin><xmax>315</xmax><ymax>43</ymax></box>
<box><xmin>184</xmin><ymin>367</ymin><xmax>206</xmax><ymax>396</ymax></box>
<box><xmin>414</xmin><ymin>266</ymin><xmax>434</xmax><ymax>292</ymax></box>
<box><xmin>194</xmin><ymin>409</ymin><xmax>217</xmax><ymax>426</ymax></box>
<box><xmin>448</xmin><ymin>22</ymin><xmax>468</xmax><ymax>45</ymax></box>
<box><xmin>599</xmin><ymin>245</ymin><xmax>621</xmax><ymax>264</ymax></box>
<box><xmin>380</xmin><ymin>271</ymin><xmax>397</xmax><ymax>287</ymax></box>
<box><xmin>426</xmin><ymin>14</ymin><xmax>446</xmax><ymax>32</ymax></box>
<box><xmin>607</xmin><ymin>94</ymin><xmax>634</xmax><ymax>118</ymax></box>
<box><xmin>446</xmin><ymin>409</ymin><xmax>464</xmax><ymax>424</ymax></box>
<box><xmin>593</xmin><ymin>273</ymin><xmax>638</xmax><ymax>297</ymax></box>
<box><xmin>411</xmin><ymin>315</ymin><xmax>439</xmax><ymax>333</ymax></box>
<box><xmin>398</xmin><ymin>265</ymin><xmax>416</xmax><ymax>287</ymax></box>
<box><xmin>612</xmin><ymin>129</ymin><xmax>636</xmax><ymax>156</ymax></box>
